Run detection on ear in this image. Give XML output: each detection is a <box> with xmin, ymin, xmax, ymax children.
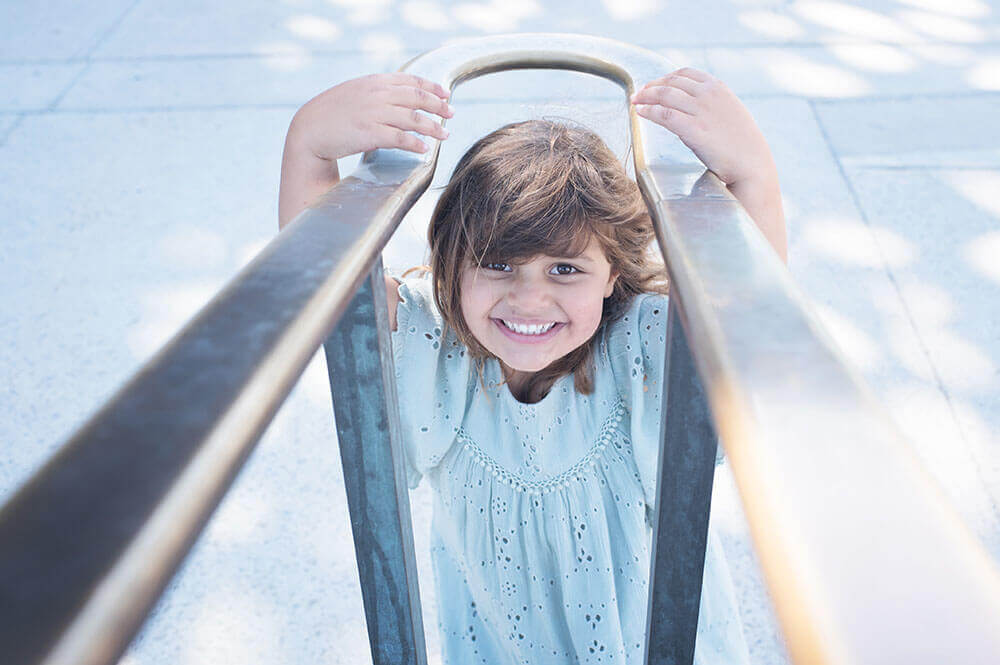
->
<box><xmin>603</xmin><ymin>270</ymin><xmax>619</xmax><ymax>298</ymax></box>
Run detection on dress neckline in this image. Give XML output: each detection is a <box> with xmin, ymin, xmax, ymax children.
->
<box><xmin>485</xmin><ymin>358</ymin><xmax>572</xmax><ymax>407</ymax></box>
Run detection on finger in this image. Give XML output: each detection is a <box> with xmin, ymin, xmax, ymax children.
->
<box><xmin>388</xmin><ymin>72</ymin><xmax>450</xmax><ymax>101</ymax></box>
<box><xmin>373</xmin><ymin>125</ymin><xmax>428</xmax><ymax>154</ymax></box>
<box><xmin>384</xmin><ymin>105</ymin><xmax>450</xmax><ymax>141</ymax></box>
<box><xmin>630</xmin><ymin>85</ymin><xmax>698</xmax><ymax>114</ymax></box>
<box><xmin>635</xmin><ymin>103</ymin><xmax>696</xmax><ymax>136</ymax></box>
<box><xmin>386</xmin><ymin>84</ymin><xmax>454</xmax><ymax>119</ymax></box>
<box><xmin>672</xmin><ymin>67</ymin><xmax>710</xmax><ymax>82</ymax></box>
<box><xmin>633</xmin><ymin>72</ymin><xmax>700</xmax><ymax>100</ymax></box>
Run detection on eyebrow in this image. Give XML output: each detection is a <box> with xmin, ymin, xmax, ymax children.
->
<box><xmin>551</xmin><ymin>254</ymin><xmax>595</xmax><ymax>264</ymax></box>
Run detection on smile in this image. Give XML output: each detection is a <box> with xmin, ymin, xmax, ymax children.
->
<box><xmin>493</xmin><ymin>319</ymin><xmax>564</xmax><ymax>343</ymax></box>
<box><xmin>503</xmin><ymin>320</ymin><xmax>556</xmax><ymax>335</ymax></box>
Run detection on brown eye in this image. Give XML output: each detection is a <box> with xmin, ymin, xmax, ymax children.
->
<box><xmin>551</xmin><ymin>264</ymin><xmax>580</xmax><ymax>276</ymax></box>
<box><xmin>484</xmin><ymin>262</ymin><xmax>511</xmax><ymax>272</ymax></box>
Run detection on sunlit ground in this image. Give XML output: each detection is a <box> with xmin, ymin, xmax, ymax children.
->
<box><xmin>1</xmin><ymin>0</ymin><xmax>999</xmax><ymax>664</ymax></box>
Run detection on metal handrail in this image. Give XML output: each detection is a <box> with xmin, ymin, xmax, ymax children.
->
<box><xmin>1</xmin><ymin>32</ymin><xmax>999</xmax><ymax>665</ymax></box>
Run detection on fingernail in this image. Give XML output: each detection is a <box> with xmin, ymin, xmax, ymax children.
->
<box><xmin>446</xmin><ymin>103</ymin><xmax>454</xmax><ymax>115</ymax></box>
<box><xmin>442</xmin><ymin>128</ymin><xmax>450</xmax><ymax>138</ymax></box>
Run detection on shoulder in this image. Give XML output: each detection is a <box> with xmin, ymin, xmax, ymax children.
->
<box><xmin>602</xmin><ymin>292</ymin><xmax>670</xmax><ymax>348</ymax></box>
<box><xmin>390</xmin><ymin>272</ymin><xmax>466</xmax><ymax>368</ymax></box>
<box><xmin>601</xmin><ymin>291</ymin><xmax>670</xmax><ymax>397</ymax></box>
<box><xmin>391</xmin><ymin>272</ymin><xmax>439</xmax><ymax>329</ymax></box>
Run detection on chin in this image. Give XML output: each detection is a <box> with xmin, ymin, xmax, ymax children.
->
<box><xmin>512</xmin><ymin>361</ymin><xmax>548</xmax><ymax>372</ymax></box>
<box><xmin>500</xmin><ymin>354</ymin><xmax>556</xmax><ymax>373</ymax></box>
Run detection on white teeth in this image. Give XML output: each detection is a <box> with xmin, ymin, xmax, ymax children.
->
<box><xmin>502</xmin><ymin>320</ymin><xmax>557</xmax><ymax>335</ymax></box>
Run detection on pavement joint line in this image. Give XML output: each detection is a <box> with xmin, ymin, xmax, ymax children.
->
<box><xmin>806</xmin><ymin>97</ymin><xmax>1000</xmax><ymax>530</ymax></box>
<box><xmin>43</xmin><ymin>0</ymin><xmax>145</xmax><ymax>111</ymax></box>
<box><xmin>811</xmin><ymin>90</ymin><xmax>1000</xmax><ymax>103</ymax></box>
<box><xmin>48</xmin><ymin>63</ymin><xmax>92</xmax><ymax>112</ymax></box>
<box><xmin>741</xmin><ymin>91</ymin><xmax>1000</xmax><ymax>102</ymax></box>
<box><xmin>0</xmin><ymin>104</ymin><xmax>303</xmax><ymax>116</ymax></box>
<box><xmin>0</xmin><ymin>98</ymin><xmax>630</xmax><ymax>115</ymax></box>
<box><xmin>83</xmin><ymin>0</ymin><xmax>144</xmax><ymax>61</ymax></box>
<box><xmin>2</xmin><ymin>38</ymin><xmax>998</xmax><ymax>66</ymax></box>
<box><xmin>848</xmin><ymin>165</ymin><xmax>1000</xmax><ymax>171</ymax></box>
<box><xmin>0</xmin><ymin>114</ymin><xmax>25</xmax><ymax>149</ymax></box>
<box><xmin>5</xmin><ymin>87</ymin><xmax>997</xmax><ymax>117</ymax></box>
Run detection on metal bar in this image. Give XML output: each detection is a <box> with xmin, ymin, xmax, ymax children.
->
<box><xmin>640</xmin><ymin>168</ymin><xmax>1000</xmax><ymax>663</ymax></box>
<box><xmin>0</xmin><ymin>155</ymin><xmax>432</xmax><ymax>665</ymax></box>
<box><xmin>645</xmin><ymin>298</ymin><xmax>718</xmax><ymax>665</ymax></box>
<box><xmin>323</xmin><ymin>258</ymin><xmax>427</xmax><ymax>665</ymax></box>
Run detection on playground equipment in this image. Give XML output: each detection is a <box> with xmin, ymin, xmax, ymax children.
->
<box><xmin>2</xmin><ymin>34</ymin><xmax>1000</xmax><ymax>665</ymax></box>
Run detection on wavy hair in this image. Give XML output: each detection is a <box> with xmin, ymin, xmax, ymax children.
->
<box><xmin>424</xmin><ymin>119</ymin><xmax>669</xmax><ymax>402</ymax></box>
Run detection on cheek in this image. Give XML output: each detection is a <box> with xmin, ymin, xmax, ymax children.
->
<box><xmin>564</xmin><ymin>283</ymin><xmax>607</xmax><ymax>329</ymax></box>
<box><xmin>459</xmin><ymin>278</ymin><xmax>493</xmax><ymax>329</ymax></box>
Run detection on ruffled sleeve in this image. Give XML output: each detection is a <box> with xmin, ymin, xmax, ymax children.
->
<box><xmin>604</xmin><ymin>293</ymin><xmax>726</xmax><ymax>516</ymax></box>
<box><xmin>390</xmin><ymin>274</ymin><xmax>473</xmax><ymax>489</ymax></box>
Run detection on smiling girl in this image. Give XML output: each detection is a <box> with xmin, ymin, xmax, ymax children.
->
<box><xmin>279</xmin><ymin>69</ymin><xmax>786</xmax><ymax>664</ymax></box>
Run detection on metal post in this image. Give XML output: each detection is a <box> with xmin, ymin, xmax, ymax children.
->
<box><xmin>645</xmin><ymin>297</ymin><xmax>718</xmax><ymax>665</ymax></box>
<box><xmin>323</xmin><ymin>258</ymin><xmax>427</xmax><ymax>665</ymax></box>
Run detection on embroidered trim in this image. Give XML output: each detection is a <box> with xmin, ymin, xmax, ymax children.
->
<box><xmin>455</xmin><ymin>399</ymin><xmax>628</xmax><ymax>495</ymax></box>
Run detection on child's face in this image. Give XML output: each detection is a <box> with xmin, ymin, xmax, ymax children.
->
<box><xmin>459</xmin><ymin>236</ymin><xmax>618</xmax><ymax>375</ymax></box>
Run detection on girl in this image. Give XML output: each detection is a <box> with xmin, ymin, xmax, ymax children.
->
<box><xmin>279</xmin><ymin>70</ymin><xmax>786</xmax><ymax>664</ymax></box>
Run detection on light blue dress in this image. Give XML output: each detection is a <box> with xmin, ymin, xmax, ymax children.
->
<box><xmin>391</xmin><ymin>274</ymin><xmax>749</xmax><ymax>665</ymax></box>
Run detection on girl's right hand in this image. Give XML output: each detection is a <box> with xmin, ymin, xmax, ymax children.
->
<box><xmin>291</xmin><ymin>73</ymin><xmax>453</xmax><ymax>161</ymax></box>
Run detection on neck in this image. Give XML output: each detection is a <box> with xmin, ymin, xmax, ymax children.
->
<box><xmin>501</xmin><ymin>365</ymin><xmax>540</xmax><ymax>403</ymax></box>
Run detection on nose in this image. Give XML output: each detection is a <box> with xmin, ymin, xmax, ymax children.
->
<box><xmin>505</xmin><ymin>272</ymin><xmax>553</xmax><ymax>314</ymax></box>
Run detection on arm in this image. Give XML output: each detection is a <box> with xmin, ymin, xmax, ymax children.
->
<box><xmin>385</xmin><ymin>276</ymin><xmax>401</xmax><ymax>332</ymax></box>
<box><xmin>278</xmin><ymin>73</ymin><xmax>453</xmax><ymax>230</ymax></box>
<box><xmin>278</xmin><ymin>110</ymin><xmax>340</xmax><ymax>230</ymax></box>
<box><xmin>631</xmin><ymin>68</ymin><xmax>788</xmax><ymax>264</ymax></box>
<box><xmin>727</xmin><ymin>170</ymin><xmax>786</xmax><ymax>264</ymax></box>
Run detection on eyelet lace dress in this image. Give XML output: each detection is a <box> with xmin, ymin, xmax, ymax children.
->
<box><xmin>390</xmin><ymin>274</ymin><xmax>749</xmax><ymax>665</ymax></box>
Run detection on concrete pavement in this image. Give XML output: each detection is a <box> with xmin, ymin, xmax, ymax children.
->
<box><xmin>2</xmin><ymin>1</ymin><xmax>999</xmax><ymax>663</ymax></box>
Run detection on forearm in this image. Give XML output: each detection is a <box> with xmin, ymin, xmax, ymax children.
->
<box><xmin>277</xmin><ymin>110</ymin><xmax>340</xmax><ymax>230</ymax></box>
<box><xmin>727</xmin><ymin>168</ymin><xmax>787</xmax><ymax>265</ymax></box>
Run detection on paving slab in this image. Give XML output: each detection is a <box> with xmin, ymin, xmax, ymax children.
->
<box><xmin>0</xmin><ymin>107</ymin><xmax>290</xmax><ymax>500</ymax></box>
<box><xmin>117</xmin><ymin>364</ymin><xmax>380</xmax><ymax>665</ymax></box>
<box><xmin>55</xmin><ymin>46</ymin><xmax>704</xmax><ymax>112</ymax></box>
<box><xmin>0</xmin><ymin>0</ymin><xmax>136</xmax><ymax>61</ymax></box>
<box><xmin>843</xmin><ymin>165</ymin><xmax>1000</xmax><ymax>549</ymax></box>
<box><xmin>747</xmin><ymin>95</ymin><xmax>1000</xmax><ymax>553</ymax></box>
<box><xmin>0</xmin><ymin>63</ymin><xmax>86</xmax><ymax>111</ymax></box>
<box><xmin>706</xmin><ymin>43</ymin><xmax>1000</xmax><ymax>99</ymax></box>
<box><xmin>813</xmin><ymin>94</ymin><xmax>1000</xmax><ymax>167</ymax></box>
<box><xmin>89</xmin><ymin>0</ymin><xmax>860</xmax><ymax>60</ymax></box>
<box><xmin>0</xmin><ymin>114</ymin><xmax>18</xmax><ymax>140</ymax></box>
<box><xmin>783</xmin><ymin>0</ymin><xmax>1000</xmax><ymax>44</ymax></box>
<box><xmin>809</xmin><ymin>95</ymin><xmax>1000</xmax><ymax>547</ymax></box>
<box><xmin>717</xmin><ymin>95</ymin><xmax>998</xmax><ymax>663</ymax></box>
<box><xmin>56</xmin><ymin>53</ymin><xmax>411</xmax><ymax>111</ymax></box>
<box><xmin>0</xmin><ymin>104</ymin><xmax>393</xmax><ymax>664</ymax></box>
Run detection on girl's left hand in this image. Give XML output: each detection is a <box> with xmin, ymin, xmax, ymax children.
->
<box><xmin>631</xmin><ymin>68</ymin><xmax>776</xmax><ymax>188</ymax></box>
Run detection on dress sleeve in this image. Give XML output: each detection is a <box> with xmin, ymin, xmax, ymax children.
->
<box><xmin>604</xmin><ymin>293</ymin><xmax>726</xmax><ymax>515</ymax></box>
<box><xmin>390</xmin><ymin>275</ymin><xmax>473</xmax><ymax>489</ymax></box>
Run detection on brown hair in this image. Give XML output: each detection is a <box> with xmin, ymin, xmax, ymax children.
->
<box><xmin>426</xmin><ymin>119</ymin><xmax>669</xmax><ymax>402</ymax></box>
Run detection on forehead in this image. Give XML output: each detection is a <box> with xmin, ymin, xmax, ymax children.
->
<box><xmin>537</xmin><ymin>236</ymin><xmax>608</xmax><ymax>262</ymax></box>
<box><xmin>476</xmin><ymin>231</ymin><xmax>607</xmax><ymax>262</ymax></box>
